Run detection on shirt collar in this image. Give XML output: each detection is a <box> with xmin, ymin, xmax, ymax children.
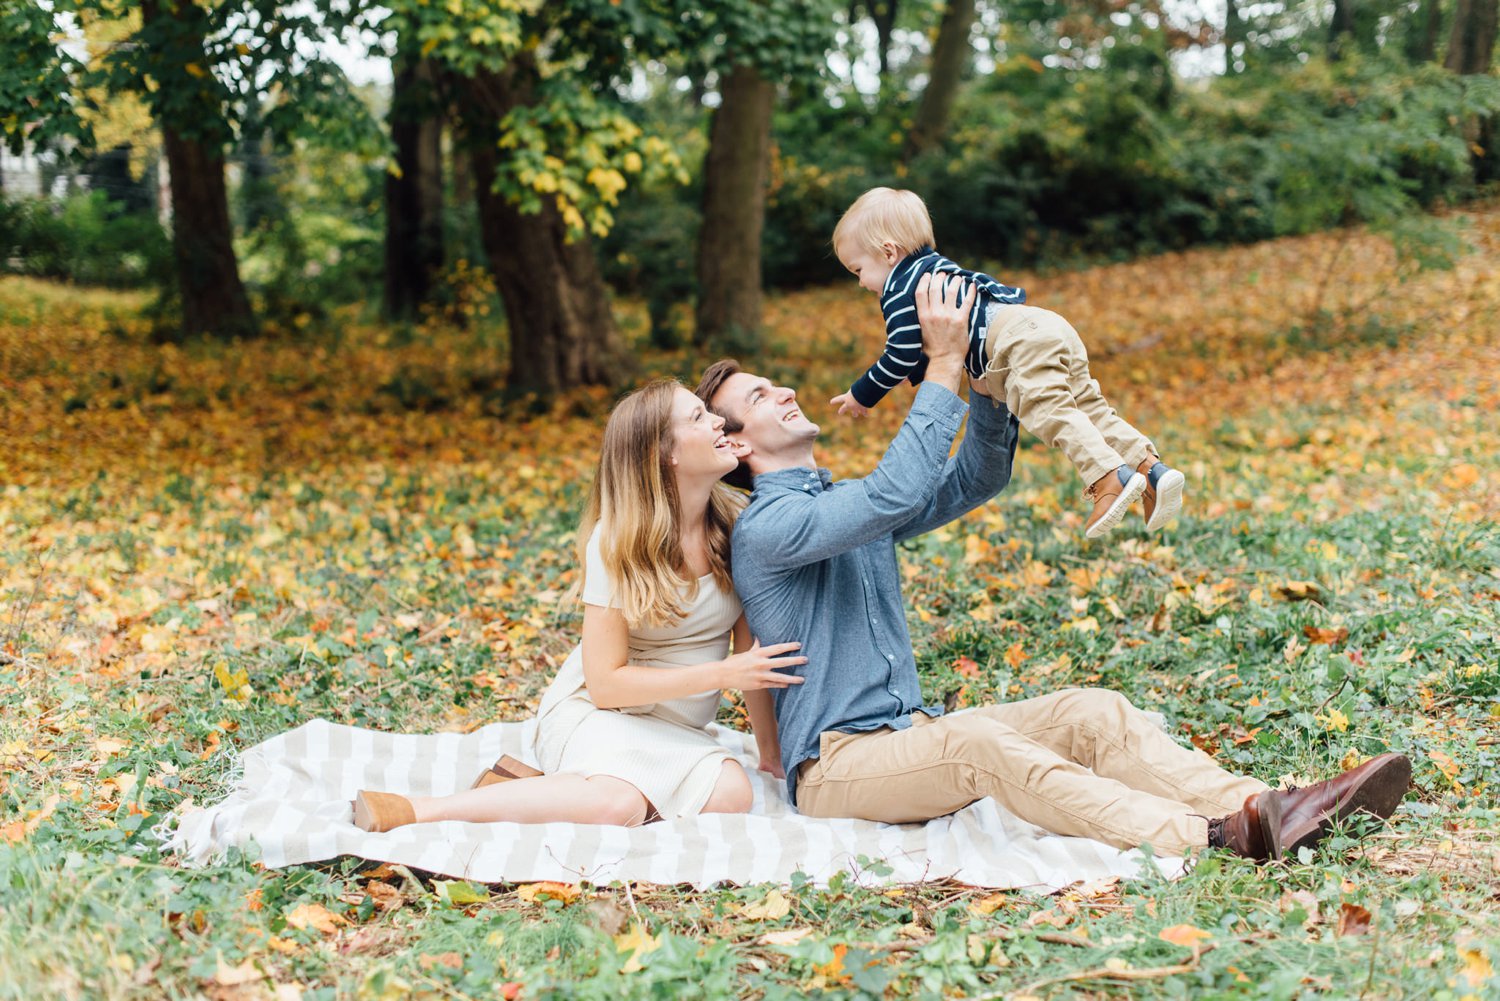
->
<box><xmin>751</xmin><ymin>466</ymin><xmax>834</xmax><ymax>495</ymax></box>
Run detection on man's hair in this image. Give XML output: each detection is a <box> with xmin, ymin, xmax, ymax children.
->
<box><xmin>694</xmin><ymin>359</ymin><xmax>755</xmax><ymax>491</ymax></box>
<box><xmin>832</xmin><ymin>187</ymin><xmax>936</xmax><ymax>259</ymax></box>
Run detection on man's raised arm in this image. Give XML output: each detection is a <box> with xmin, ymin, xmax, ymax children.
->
<box><xmin>734</xmin><ymin>276</ymin><xmax>982</xmax><ymax>571</ymax></box>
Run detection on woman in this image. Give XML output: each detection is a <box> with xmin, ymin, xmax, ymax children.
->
<box><xmin>353</xmin><ymin>380</ymin><xmax>805</xmax><ymax>831</ymax></box>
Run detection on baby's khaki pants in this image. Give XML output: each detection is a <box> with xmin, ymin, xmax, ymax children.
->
<box><xmin>983</xmin><ymin>304</ymin><xmax>1154</xmax><ymax>490</ymax></box>
<box><xmin>795</xmin><ymin>688</ymin><xmax>1270</xmax><ymax>856</ymax></box>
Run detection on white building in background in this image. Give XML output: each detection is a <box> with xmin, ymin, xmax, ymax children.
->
<box><xmin>0</xmin><ymin>146</ymin><xmax>46</xmax><ymax>198</ymax></box>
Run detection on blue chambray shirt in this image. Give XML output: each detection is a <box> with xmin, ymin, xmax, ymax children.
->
<box><xmin>731</xmin><ymin>382</ymin><xmax>1020</xmax><ymax>804</ymax></box>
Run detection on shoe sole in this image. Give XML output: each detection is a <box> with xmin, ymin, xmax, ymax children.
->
<box><xmin>472</xmin><ymin>754</ymin><xmax>545</xmax><ymax>789</ymax></box>
<box><xmin>353</xmin><ymin>791</ymin><xmax>377</xmax><ymax>832</ymax></box>
<box><xmin>1144</xmin><ymin>468</ymin><xmax>1185</xmax><ymax>532</ymax></box>
<box><xmin>1259</xmin><ymin>790</ymin><xmax>1285</xmax><ymax>862</ymax></box>
<box><xmin>1283</xmin><ymin>754</ymin><xmax>1412</xmax><ymax>855</ymax></box>
<box><xmin>1085</xmin><ymin>472</ymin><xmax>1148</xmax><ymax>539</ymax></box>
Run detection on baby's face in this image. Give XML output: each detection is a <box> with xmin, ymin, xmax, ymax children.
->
<box><xmin>838</xmin><ymin>241</ymin><xmax>897</xmax><ymax>296</ymax></box>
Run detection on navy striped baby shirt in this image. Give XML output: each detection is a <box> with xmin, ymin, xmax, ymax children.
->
<box><xmin>849</xmin><ymin>248</ymin><xmax>1026</xmax><ymax>409</ymax></box>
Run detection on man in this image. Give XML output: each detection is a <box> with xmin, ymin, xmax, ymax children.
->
<box><xmin>696</xmin><ymin>274</ymin><xmax>1409</xmax><ymax>861</ymax></box>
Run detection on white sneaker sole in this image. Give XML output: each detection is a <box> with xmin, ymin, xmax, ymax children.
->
<box><xmin>1145</xmin><ymin>469</ymin><xmax>1185</xmax><ymax>532</ymax></box>
<box><xmin>1085</xmin><ymin>472</ymin><xmax>1148</xmax><ymax>539</ymax></box>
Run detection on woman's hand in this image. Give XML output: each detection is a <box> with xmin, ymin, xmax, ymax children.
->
<box><xmin>718</xmin><ymin>639</ymin><xmax>807</xmax><ymax>691</ymax></box>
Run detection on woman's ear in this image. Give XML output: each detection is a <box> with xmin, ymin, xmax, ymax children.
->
<box><xmin>726</xmin><ymin>437</ymin><xmax>752</xmax><ymax>459</ymax></box>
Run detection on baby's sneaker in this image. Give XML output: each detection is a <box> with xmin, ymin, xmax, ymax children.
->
<box><xmin>1085</xmin><ymin>465</ymin><xmax>1148</xmax><ymax>539</ymax></box>
<box><xmin>1137</xmin><ymin>455</ymin><xmax>1185</xmax><ymax>532</ymax></box>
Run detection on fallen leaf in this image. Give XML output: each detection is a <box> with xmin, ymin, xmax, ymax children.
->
<box><xmin>615</xmin><ymin>922</ymin><xmax>662</xmax><ymax>973</ymax></box>
<box><xmin>1460</xmin><ymin>945</ymin><xmax>1494</xmax><ymax>987</ymax></box>
<box><xmin>213</xmin><ymin>957</ymin><xmax>264</xmax><ymax>987</ymax></box>
<box><xmin>417</xmin><ymin>953</ymin><xmax>462</xmax><ymax>971</ymax></box>
<box><xmin>1335</xmin><ymin>902</ymin><xmax>1371</xmax><ymax>937</ymax></box>
<box><xmin>968</xmin><ymin>893</ymin><xmax>1008</xmax><ymax>916</ymax></box>
<box><xmin>759</xmin><ymin>927</ymin><xmax>815</xmax><ymax>946</ymax></box>
<box><xmin>515</xmin><ymin>881</ymin><xmax>578</xmax><ymax>905</ymax></box>
<box><xmin>1304</xmin><ymin>626</ymin><xmax>1349</xmax><ymax>645</ymax></box>
<box><xmin>1158</xmin><ymin>924</ymin><xmax>1212</xmax><ymax>947</ymax></box>
<box><xmin>741</xmin><ymin>888</ymin><xmax>791</xmax><ymax>920</ymax></box>
<box><xmin>284</xmin><ymin>903</ymin><xmax>345</xmax><ymax>936</ymax></box>
<box><xmin>1274</xmin><ymin>580</ymin><xmax>1324</xmax><ymax>602</ymax></box>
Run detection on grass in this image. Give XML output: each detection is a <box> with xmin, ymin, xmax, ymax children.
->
<box><xmin>1</xmin><ymin>204</ymin><xmax>1498</xmax><ymax>999</ymax></box>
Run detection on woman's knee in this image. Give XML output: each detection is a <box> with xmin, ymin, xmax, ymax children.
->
<box><xmin>584</xmin><ymin>777</ymin><xmax>650</xmax><ymax>827</ymax></box>
<box><xmin>701</xmin><ymin>761</ymin><xmax>754</xmax><ymax>815</ymax></box>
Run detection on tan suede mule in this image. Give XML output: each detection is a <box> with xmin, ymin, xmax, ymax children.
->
<box><xmin>471</xmin><ymin>754</ymin><xmax>546</xmax><ymax>789</ymax></box>
<box><xmin>353</xmin><ymin>790</ymin><xmax>417</xmax><ymax>833</ymax></box>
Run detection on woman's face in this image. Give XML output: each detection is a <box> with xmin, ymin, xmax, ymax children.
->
<box><xmin>668</xmin><ymin>386</ymin><xmax>736</xmax><ymax>481</ymax></box>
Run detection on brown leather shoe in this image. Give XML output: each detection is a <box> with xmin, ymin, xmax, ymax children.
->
<box><xmin>1207</xmin><ymin>790</ymin><xmax>1284</xmax><ymax>862</ymax></box>
<box><xmin>1085</xmin><ymin>466</ymin><xmax>1148</xmax><ymax>539</ymax></box>
<box><xmin>472</xmin><ymin>754</ymin><xmax>546</xmax><ymax>789</ymax></box>
<box><xmin>1280</xmin><ymin>752</ymin><xmax>1411</xmax><ymax>855</ymax></box>
<box><xmin>353</xmin><ymin>791</ymin><xmax>416</xmax><ymax>833</ymax></box>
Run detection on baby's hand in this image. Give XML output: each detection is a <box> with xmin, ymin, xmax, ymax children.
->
<box><xmin>831</xmin><ymin>392</ymin><xmax>870</xmax><ymax>418</ymax></box>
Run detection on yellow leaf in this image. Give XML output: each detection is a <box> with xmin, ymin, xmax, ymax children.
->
<box><xmin>1315</xmin><ymin>708</ymin><xmax>1350</xmax><ymax>732</ymax></box>
<box><xmin>741</xmin><ymin>888</ymin><xmax>791</xmax><ymax>920</ymax></box>
<box><xmin>1158</xmin><ymin>924</ymin><xmax>1212</xmax><ymax>947</ymax></box>
<box><xmin>759</xmin><ymin>927</ymin><xmax>815</xmax><ymax>946</ymax></box>
<box><xmin>284</xmin><ymin>903</ymin><xmax>345</xmax><ymax>935</ymax></box>
<box><xmin>615</xmin><ymin>922</ymin><xmax>662</xmax><ymax>973</ymax></box>
<box><xmin>968</xmin><ymin>892</ymin><xmax>1008</xmax><ymax>916</ymax></box>
<box><xmin>184</xmin><ymin>62</ymin><xmax>208</xmax><ymax>79</ymax></box>
<box><xmin>1461</xmin><ymin>946</ymin><xmax>1493</xmax><ymax>987</ymax></box>
<box><xmin>214</xmin><ymin>956</ymin><xmax>264</xmax><ymax>986</ymax></box>
<box><xmin>516</xmin><ymin>881</ymin><xmax>579</xmax><ymax>905</ymax></box>
<box><xmin>1066</xmin><ymin>616</ymin><xmax>1099</xmax><ymax>633</ymax></box>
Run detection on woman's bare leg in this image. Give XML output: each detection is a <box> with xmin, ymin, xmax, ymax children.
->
<box><xmin>406</xmin><ymin>774</ymin><xmax>650</xmax><ymax>827</ymax></box>
<box><xmin>700</xmin><ymin>760</ymin><xmax>754</xmax><ymax>814</ymax></box>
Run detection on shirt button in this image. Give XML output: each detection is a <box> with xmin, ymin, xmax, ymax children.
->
<box><xmin>886</xmin><ymin>654</ymin><xmax>895</xmax><ymax>662</ymax></box>
<box><xmin>870</xmin><ymin>617</ymin><xmax>877</xmax><ymax>625</ymax></box>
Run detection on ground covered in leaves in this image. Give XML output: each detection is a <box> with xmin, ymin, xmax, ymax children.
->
<box><xmin>1</xmin><ymin>205</ymin><xmax>1497</xmax><ymax>1000</ymax></box>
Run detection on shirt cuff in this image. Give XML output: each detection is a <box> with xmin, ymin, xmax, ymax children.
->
<box><xmin>910</xmin><ymin>381</ymin><xmax>966</xmax><ymax>432</ymax></box>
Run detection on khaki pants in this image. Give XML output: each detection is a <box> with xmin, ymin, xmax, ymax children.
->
<box><xmin>983</xmin><ymin>305</ymin><xmax>1154</xmax><ymax>490</ymax></box>
<box><xmin>796</xmin><ymin>688</ymin><xmax>1269</xmax><ymax>855</ymax></box>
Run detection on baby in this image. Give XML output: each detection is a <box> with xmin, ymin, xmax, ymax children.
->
<box><xmin>831</xmin><ymin>187</ymin><xmax>1183</xmax><ymax>538</ymax></box>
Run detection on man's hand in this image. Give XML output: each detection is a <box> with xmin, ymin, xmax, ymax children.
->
<box><xmin>830</xmin><ymin>391</ymin><xmax>871</xmax><ymax>418</ymax></box>
<box><xmin>915</xmin><ymin>272</ymin><xmax>975</xmax><ymax>393</ymax></box>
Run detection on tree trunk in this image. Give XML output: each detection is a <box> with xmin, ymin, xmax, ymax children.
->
<box><xmin>1328</xmin><ymin>0</ymin><xmax>1358</xmax><ymax>59</ymax></box>
<box><xmin>141</xmin><ymin>0</ymin><xmax>254</xmax><ymax>338</ymax></box>
<box><xmin>1408</xmin><ymin>0</ymin><xmax>1442</xmax><ymax>62</ymax></box>
<box><xmin>461</xmin><ymin>59</ymin><xmax>623</xmax><ymax>398</ymax></box>
<box><xmin>694</xmin><ymin>63</ymin><xmax>775</xmax><ymax>349</ymax></box>
<box><xmin>1224</xmin><ymin>0</ymin><xmax>1246</xmax><ymax>74</ymax></box>
<box><xmin>385</xmin><ymin>56</ymin><xmax>445</xmax><ymax>320</ymax></box>
<box><xmin>904</xmin><ymin>0</ymin><xmax>977</xmax><ymax>160</ymax></box>
<box><xmin>872</xmin><ymin>0</ymin><xmax>898</xmax><ymax>77</ymax></box>
<box><xmin>1445</xmin><ymin>0</ymin><xmax>1498</xmax><ymax>72</ymax></box>
<box><xmin>1446</xmin><ymin>0</ymin><xmax>1499</xmax><ymax>181</ymax></box>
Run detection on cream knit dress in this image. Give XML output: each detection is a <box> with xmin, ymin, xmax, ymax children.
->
<box><xmin>532</xmin><ymin>529</ymin><xmax>742</xmax><ymax>819</ymax></box>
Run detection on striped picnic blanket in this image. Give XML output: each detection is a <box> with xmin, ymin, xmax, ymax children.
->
<box><xmin>167</xmin><ymin>717</ymin><xmax>1183</xmax><ymax>891</ymax></box>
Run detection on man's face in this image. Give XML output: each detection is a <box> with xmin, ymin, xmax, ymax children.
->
<box><xmin>710</xmin><ymin>371</ymin><xmax>820</xmax><ymax>465</ymax></box>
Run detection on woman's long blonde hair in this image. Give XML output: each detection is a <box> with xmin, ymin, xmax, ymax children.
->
<box><xmin>576</xmin><ymin>380</ymin><xmax>742</xmax><ymax>627</ymax></box>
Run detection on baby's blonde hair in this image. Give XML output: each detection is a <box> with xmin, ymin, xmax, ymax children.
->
<box><xmin>832</xmin><ymin>187</ymin><xmax>936</xmax><ymax>258</ymax></box>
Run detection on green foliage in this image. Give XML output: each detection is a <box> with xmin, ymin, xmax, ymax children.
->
<box><xmin>0</xmin><ymin>191</ymin><xmax>170</xmax><ymax>288</ymax></box>
<box><xmin>0</xmin><ymin>0</ymin><xmax>91</xmax><ymax>155</ymax></box>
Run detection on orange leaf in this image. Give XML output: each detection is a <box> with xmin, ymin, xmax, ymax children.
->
<box><xmin>1158</xmin><ymin>924</ymin><xmax>1212</xmax><ymax>947</ymax></box>
<box><xmin>1303</xmin><ymin>626</ymin><xmax>1349</xmax><ymax>645</ymax></box>
<box><xmin>953</xmin><ymin>656</ymin><xmax>980</xmax><ymax>678</ymax></box>
<box><xmin>1335</xmin><ymin>902</ymin><xmax>1371</xmax><ymax>937</ymax></box>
